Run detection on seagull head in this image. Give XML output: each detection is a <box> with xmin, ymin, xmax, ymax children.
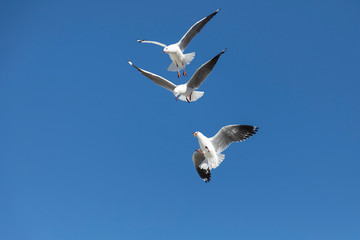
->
<box><xmin>163</xmin><ymin>47</ymin><xmax>168</xmax><ymax>53</ymax></box>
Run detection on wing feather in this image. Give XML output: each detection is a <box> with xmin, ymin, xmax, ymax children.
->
<box><xmin>192</xmin><ymin>150</ymin><xmax>211</xmax><ymax>183</ymax></box>
<box><xmin>128</xmin><ymin>60</ymin><xmax>176</xmax><ymax>92</ymax></box>
<box><xmin>186</xmin><ymin>49</ymin><xmax>226</xmax><ymax>89</ymax></box>
<box><xmin>210</xmin><ymin>125</ymin><xmax>259</xmax><ymax>153</ymax></box>
<box><xmin>137</xmin><ymin>40</ymin><xmax>167</xmax><ymax>48</ymax></box>
<box><xmin>177</xmin><ymin>9</ymin><xmax>220</xmax><ymax>52</ymax></box>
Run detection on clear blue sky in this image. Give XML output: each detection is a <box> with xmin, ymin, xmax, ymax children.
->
<box><xmin>1</xmin><ymin>0</ymin><xmax>359</xmax><ymax>239</ymax></box>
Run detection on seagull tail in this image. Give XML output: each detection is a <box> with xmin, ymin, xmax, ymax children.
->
<box><xmin>167</xmin><ymin>62</ymin><xmax>177</xmax><ymax>72</ymax></box>
<box><xmin>190</xmin><ymin>91</ymin><xmax>204</xmax><ymax>102</ymax></box>
<box><xmin>167</xmin><ymin>52</ymin><xmax>195</xmax><ymax>72</ymax></box>
<box><xmin>211</xmin><ymin>153</ymin><xmax>225</xmax><ymax>170</ymax></box>
<box><xmin>199</xmin><ymin>153</ymin><xmax>225</xmax><ymax>170</ymax></box>
<box><xmin>178</xmin><ymin>91</ymin><xmax>204</xmax><ymax>102</ymax></box>
<box><xmin>184</xmin><ymin>52</ymin><xmax>195</xmax><ymax>65</ymax></box>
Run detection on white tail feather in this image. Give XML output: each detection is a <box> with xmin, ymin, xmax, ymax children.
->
<box><xmin>167</xmin><ymin>52</ymin><xmax>195</xmax><ymax>72</ymax></box>
<box><xmin>167</xmin><ymin>62</ymin><xmax>177</xmax><ymax>72</ymax></box>
<box><xmin>178</xmin><ymin>91</ymin><xmax>204</xmax><ymax>102</ymax></box>
<box><xmin>200</xmin><ymin>153</ymin><xmax>225</xmax><ymax>170</ymax></box>
<box><xmin>184</xmin><ymin>52</ymin><xmax>195</xmax><ymax>65</ymax></box>
<box><xmin>189</xmin><ymin>91</ymin><xmax>204</xmax><ymax>102</ymax></box>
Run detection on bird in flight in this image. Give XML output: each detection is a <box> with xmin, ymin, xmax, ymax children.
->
<box><xmin>193</xmin><ymin>125</ymin><xmax>259</xmax><ymax>183</ymax></box>
<box><xmin>137</xmin><ymin>9</ymin><xmax>220</xmax><ymax>78</ymax></box>
<box><xmin>128</xmin><ymin>49</ymin><xmax>226</xmax><ymax>103</ymax></box>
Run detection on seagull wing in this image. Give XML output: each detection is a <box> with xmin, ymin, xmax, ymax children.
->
<box><xmin>192</xmin><ymin>150</ymin><xmax>211</xmax><ymax>183</ymax></box>
<box><xmin>186</xmin><ymin>49</ymin><xmax>226</xmax><ymax>89</ymax></box>
<box><xmin>128</xmin><ymin>60</ymin><xmax>176</xmax><ymax>92</ymax></box>
<box><xmin>177</xmin><ymin>9</ymin><xmax>220</xmax><ymax>52</ymax></box>
<box><xmin>137</xmin><ymin>40</ymin><xmax>167</xmax><ymax>48</ymax></box>
<box><xmin>210</xmin><ymin>125</ymin><xmax>259</xmax><ymax>153</ymax></box>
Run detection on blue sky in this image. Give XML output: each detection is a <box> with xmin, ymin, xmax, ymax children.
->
<box><xmin>1</xmin><ymin>0</ymin><xmax>359</xmax><ymax>239</ymax></box>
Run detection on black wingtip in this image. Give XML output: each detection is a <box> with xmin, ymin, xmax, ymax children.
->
<box><xmin>137</xmin><ymin>39</ymin><xmax>145</xmax><ymax>43</ymax></box>
<box><xmin>217</xmin><ymin>48</ymin><xmax>227</xmax><ymax>57</ymax></box>
<box><xmin>203</xmin><ymin>174</ymin><xmax>211</xmax><ymax>183</ymax></box>
<box><xmin>198</xmin><ymin>168</ymin><xmax>211</xmax><ymax>183</ymax></box>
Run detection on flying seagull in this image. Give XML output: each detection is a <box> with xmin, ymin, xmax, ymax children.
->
<box><xmin>193</xmin><ymin>125</ymin><xmax>259</xmax><ymax>183</ymax></box>
<box><xmin>128</xmin><ymin>49</ymin><xmax>226</xmax><ymax>103</ymax></box>
<box><xmin>137</xmin><ymin>9</ymin><xmax>220</xmax><ymax>78</ymax></box>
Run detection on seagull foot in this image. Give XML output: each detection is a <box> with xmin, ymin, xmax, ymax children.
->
<box><xmin>205</xmin><ymin>146</ymin><xmax>210</xmax><ymax>153</ymax></box>
<box><xmin>183</xmin><ymin>70</ymin><xmax>187</xmax><ymax>76</ymax></box>
<box><xmin>186</xmin><ymin>98</ymin><xmax>190</xmax><ymax>103</ymax></box>
<box><xmin>177</xmin><ymin>71</ymin><xmax>181</xmax><ymax>78</ymax></box>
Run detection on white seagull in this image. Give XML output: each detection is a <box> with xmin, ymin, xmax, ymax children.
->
<box><xmin>137</xmin><ymin>9</ymin><xmax>220</xmax><ymax>78</ymax></box>
<box><xmin>128</xmin><ymin>49</ymin><xmax>226</xmax><ymax>103</ymax></box>
<box><xmin>193</xmin><ymin>125</ymin><xmax>259</xmax><ymax>183</ymax></box>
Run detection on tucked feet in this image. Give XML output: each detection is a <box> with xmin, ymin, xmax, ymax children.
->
<box><xmin>196</xmin><ymin>149</ymin><xmax>204</xmax><ymax>155</ymax></box>
<box><xmin>205</xmin><ymin>146</ymin><xmax>210</xmax><ymax>153</ymax></box>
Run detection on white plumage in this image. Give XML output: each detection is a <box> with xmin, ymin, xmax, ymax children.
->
<box><xmin>137</xmin><ymin>9</ymin><xmax>220</xmax><ymax>78</ymax></box>
<box><xmin>128</xmin><ymin>49</ymin><xmax>226</xmax><ymax>103</ymax></box>
<box><xmin>193</xmin><ymin>125</ymin><xmax>259</xmax><ymax>183</ymax></box>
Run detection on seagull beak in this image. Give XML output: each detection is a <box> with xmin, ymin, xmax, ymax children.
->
<box><xmin>162</xmin><ymin>51</ymin><xmax>165</xmax><ymax>53</ymax></box>
<box><xmin>193</xmin><ymin>132</ymin><xmax>197</xmax><ymax>137</ymax></box>
<box><xmin>175</xmin><ymin>96</ymin><xmax>178</xmax><ymax>101</ymax></box>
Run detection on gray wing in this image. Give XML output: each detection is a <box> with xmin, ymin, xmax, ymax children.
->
<box><xmin>177</xmin><ymin>9</ymin><xmax>220</xmax><ymax>52</ymax></box>
<box><xmin>192</xmin><ymin>150</ymin><xmax>211</xmax><ymax>183</ymax></box>
<box><xmin>187</xmin><ymin>49</ymin><xmax>226</xmax><ymax>89</ymax></box>
<box><xmin>128</xmin><ymin>60</ymin><xmax>176</xmax><ymax>92</ymax></box>
<box><xmin>210</xmin><ymin>125</ymin><xmax>259</xmax><ymax>153</ymax></box>
<box><xmin>137</xmin><ymin>40</ymin><xmax>167</xmax><ymax>48</ymax></box>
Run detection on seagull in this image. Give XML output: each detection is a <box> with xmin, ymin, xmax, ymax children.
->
<box><xmin>193</xmin><ymin>125</ymin><xmax>259</xmax><ymax>183</ymax></box>
<box><xmin>128</xmin><ymin>49</ymin><xmax>226</xmax><ymax>103</ymax></box>
<box><xmin>137</xmin><ymin>9</ymin><xmax>220</xmax><ymax>78</ymax></box>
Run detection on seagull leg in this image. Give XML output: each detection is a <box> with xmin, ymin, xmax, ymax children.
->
<box><xmin>176</xmin><ymin>63</ymin><xmax>181</xmax><ymax>78</ymax></box>
<box><xmin>196</xmin><ymin>149</ymin><xmax>204</xmax><ymax>155</ymax></box>
<box><xmin>189</xmin><ymin>92</ymin><xmax>192</xmax><ymax>101</ymax></box>
<box><xmin>186</xmin><ymin>97</ymin><xmax>190</xmax><ymax>103</ymax></box>
<box><xmin>182</xmin><ymin>63</ymin><xmax>187</xmax><ymax>76</ymax></box>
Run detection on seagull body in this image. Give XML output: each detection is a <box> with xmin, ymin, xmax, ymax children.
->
<box><xmin>173</xmin><ymin>84</ymin><xmax>195</xmax><ymax>102</ymax></box>
<box><xmin>137</xmin><ymin>9</ymin><xmax>220</xmax><ymax>78</ymax></box>
<box><xmin>193</xmin><ymin>125</ymin><xmax>259</xmax><ymax>183</ymax></box>
<box><xmin>128</xmin><ymin>49</ymin><xmax>226</xmax><ymax>103</ymax></box>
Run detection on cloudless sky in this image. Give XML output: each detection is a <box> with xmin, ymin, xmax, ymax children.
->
<box><xmin>1</xmin><ymin>0</ymin><xmax>360</xmax><ymax>239</ymax></box>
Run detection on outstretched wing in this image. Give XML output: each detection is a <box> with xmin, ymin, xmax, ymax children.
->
<box><xmin>186</xmin><ymin>49</ymin><xmax>226</xmax><ymax>89</ymax></box>
<box><xmin>177</xmin><ymin>9</ymin><xmax>220</xmax><ymax>52</ymax></box>
<box><xmin>137</xmin><ymin>40</ymin><xmax>167</xmax><ymax>48</ymax></box>
<box><xmin>128</xmin><ymin>60</ymin><xmax>176</xmax><ymax>92</ymax></box>
<box><xmin>192</xmin><ymin>150</ymin><xmax>211</xmax><ymax>183</ymax></box>
<box><xmin>210</xmin><ymin>125</ymin><xmax>259</xmax><ymax>153</ymax></box>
